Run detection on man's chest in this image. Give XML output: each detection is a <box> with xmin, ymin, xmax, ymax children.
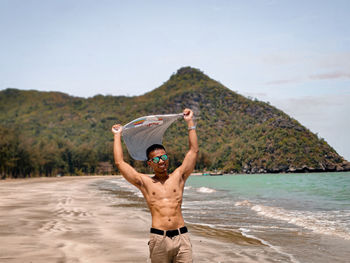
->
<box><xmin>144</xmin><ymin>178</ymin><xmax>184</xmax><ymax>200</ymax></box>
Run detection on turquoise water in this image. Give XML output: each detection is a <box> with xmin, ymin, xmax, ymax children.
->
<box><xmin>184</xmin><ymin>172</ymin><xmax>350</xmax><ymax>240</ymax></box>
<box><xmin>187</xmin><ymin>172</ymin><xmax>350</xmax><ymax>211</ymax></box>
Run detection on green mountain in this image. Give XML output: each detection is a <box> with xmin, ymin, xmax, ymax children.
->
<box><xmin>1</xmin><ymin>67</ymin><xmax>349</xmax><ymax>178</ymax></box>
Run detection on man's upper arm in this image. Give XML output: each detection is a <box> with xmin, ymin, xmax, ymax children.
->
<box><xmin>178</xmin><ymin>149</ymin><xmax>198</xmax><ymax>181</ymax></box>
<box><xmin>117</xmin><ymin>161</ymin><xmax>144</xmax><ymax>188</ymax></box>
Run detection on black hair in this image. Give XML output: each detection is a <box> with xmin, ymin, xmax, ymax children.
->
<box><xmin>146</xmin><ymin>144</ymin><xmax>166</xmax><ymax>160</ymax></box>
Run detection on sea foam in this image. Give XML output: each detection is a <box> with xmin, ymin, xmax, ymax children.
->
<box><xmin>235</xmin><ymin>200</ymin><xmax>350</xmax><ymax>240</ymax></box>
<box><xmin>196</xmin><ymin>187</ymin><xmax>216</xmax><ymax>193</ymax></box>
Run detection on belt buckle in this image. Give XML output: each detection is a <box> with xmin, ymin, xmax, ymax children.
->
<box><xmin>166</xmin><ymin>230</ymin><xmax>176</xmax><ymax>239</ymax></box>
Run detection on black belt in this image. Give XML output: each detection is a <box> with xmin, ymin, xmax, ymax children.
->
<box><xmin>150</xmin><ymin>226</ymin><xmax>188</xmax><ymax>238</ymax></box>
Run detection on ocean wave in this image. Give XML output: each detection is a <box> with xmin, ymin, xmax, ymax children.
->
<box><xmin>196</xmin><ymin>187</ymin><xmax>216</xmax><ymax>193</ymax></box>
<box><xmin>186</xmin><ymin>221</ymin><xmax>218</xmax><ymax>229</ymax></box>
<box><xmin>235</xmin><ymin>200</ymin><xmax>350</xmax><ymax>240</ymax></box>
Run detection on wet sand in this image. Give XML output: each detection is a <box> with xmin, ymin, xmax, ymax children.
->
<box><xmin>0</xmin><ymin>176</ymin><xmax>290</xmax><ymax>263</ymax></box>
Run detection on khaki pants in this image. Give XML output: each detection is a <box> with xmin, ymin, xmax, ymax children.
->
<box><xmin>148</xmin><ymin>232</ymin><xmax>193</xmax><ymax>263</ymax></box>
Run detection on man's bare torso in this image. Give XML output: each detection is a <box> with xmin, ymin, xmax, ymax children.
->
<box><xmin>139</xmin><ymin>170</ymin><xmax>185</xmax><ymax>230</ymax></box>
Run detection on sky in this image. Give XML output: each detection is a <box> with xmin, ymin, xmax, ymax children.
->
<box><xmin>1</xmin><ymin>0</ymin><xmax>349</xmax><ymax>160</ymax></box>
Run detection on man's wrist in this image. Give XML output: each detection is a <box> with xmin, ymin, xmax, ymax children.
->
<box><xmin>187</xmin><ymin>119</ymin><xmax>196</xmax><ymax>130</ymax></box>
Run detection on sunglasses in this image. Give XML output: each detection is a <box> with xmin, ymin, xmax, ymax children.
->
<box><xmin>150</xmin><ymin>154</ymin><xmax>168</xmax><ymax>164</ymax></box>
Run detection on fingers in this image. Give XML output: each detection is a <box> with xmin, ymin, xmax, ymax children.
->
<box><xmin>183</xmin><ymin>108</ymin><xmax>192</xmax><ymax>115</ymax></box>
<box><xmin>183</xmin><ymin>108</ymin><xmax>193</xmax><ymax>121</ymax></box>
<box><xmin>112</xmin><ymin>124</ymin><xmax>123</xmax><ymax>134</ymax></box>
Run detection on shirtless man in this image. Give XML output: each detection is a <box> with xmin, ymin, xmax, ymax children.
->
<box><xmin>111</xmin><ymin>108</ymin><xmax>198</xmax><ymax>263</ymax></box>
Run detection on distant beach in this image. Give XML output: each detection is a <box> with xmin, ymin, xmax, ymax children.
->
<box><xmin>1</xmin><ymin>174</ymin><xmax>349</xmax><ymax>263</ymax></box>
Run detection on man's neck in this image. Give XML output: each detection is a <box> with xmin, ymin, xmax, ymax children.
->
<box><xmin>153</xmin><ymin>172</ymin><xmax>169</xmax><ymax>183</ymax></box>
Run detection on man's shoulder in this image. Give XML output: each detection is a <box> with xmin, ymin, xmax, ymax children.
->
<box><xmin>139</xmin><ymin>173</ymin><xmax>157</xmax><ymax>185</ymax></box>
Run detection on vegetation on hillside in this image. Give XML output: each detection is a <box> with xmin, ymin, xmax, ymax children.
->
<box><xmin>0</xmin><ymin>67</ymin><xmax>348</xmax><ymax>178</ymax></box>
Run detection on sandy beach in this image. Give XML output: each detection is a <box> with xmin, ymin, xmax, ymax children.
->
<box><xmin>0</xmin><ymin>176</ymin><xmax>278</xmax><ymax>263</ymax></box>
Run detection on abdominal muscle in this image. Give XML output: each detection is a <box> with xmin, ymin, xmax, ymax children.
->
<box><xmin>149</xmin><ymin>198</ymin><xmax>185</xmax><ymax>230</ymax></box>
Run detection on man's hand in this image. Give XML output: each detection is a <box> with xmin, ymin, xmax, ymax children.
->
<box><xmin>112</xmin><ymin>124</ymin><xmax>123</xmax><ymax>134</ymax></box>
<box><xmin>183</xmin><ymin>108</ymin><xmax>194</xmax><ymax>122</ymax></box>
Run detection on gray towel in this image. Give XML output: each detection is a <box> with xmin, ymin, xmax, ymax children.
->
<box><xmin>122</xmin><ymin>113</ymin><xmax>183</xmax><ymax>161</ymax></box>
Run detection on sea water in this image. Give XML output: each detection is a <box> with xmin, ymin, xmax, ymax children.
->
<box><xmin>97</xmin><ymin>172</ymin><xmax>350</xmax><ymax>262</ymax></box>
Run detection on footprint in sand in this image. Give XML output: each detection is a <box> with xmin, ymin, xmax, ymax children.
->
<box><xmin>57</xmin><ymin>207</ymin><xmax>93</xmax><ymax>218</ymax></box>
<box><xmin>39</xmin><ymin>220</ymin><xmax>72</xmax><ymax>233</ymax></box>
<box><xmin>39</xmin><ymin>195</ymin><xmax>93</xmax><ymax>234</ymax></box>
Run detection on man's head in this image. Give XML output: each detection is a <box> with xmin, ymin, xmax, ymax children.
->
<box><xmin>146</xmin><ymin>144</ymin><xmax>166</xmax><ymax>160</ymax></box>
<box><xmin>146</xmin><ymin>144</ymin><xmax>169</xmax><ymax>175</ymax></box>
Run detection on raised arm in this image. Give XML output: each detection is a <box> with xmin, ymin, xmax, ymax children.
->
<box><xmin>177</xmin><ymin>109</ymin><xmax>199</xmax><ymax>181</ymax></box>
<box><xmin>112</xmin><ymin>124</ymin><xmax>143</xmax><ymax>188</ymax></box>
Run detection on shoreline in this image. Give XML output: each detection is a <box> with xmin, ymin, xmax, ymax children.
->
<box><xmin>1</xmin><ymin>166</ymin><xmax>349</xmax><ymax>182</ymax></box>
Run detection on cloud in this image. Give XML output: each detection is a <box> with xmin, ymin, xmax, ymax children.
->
<box><xmin>273</xmin><ymin>94</ymin><xmax>349</xmax><ymax>111</ymax></box>
<box><xmin>309</xmin><ymin>72</ymin><xmax>350</xmax><ymax>80</ymax></box>
<box><xmin>262</xmin><ymin>51</ymin><xmax>350</xmax><ymax>86</ymax></box>
<box><xmin>317</xmin><ymin>52</ymin><xmax>350</xmax><ymax>69</ymax></box>
<box><xmin>265</xmin><ymin>71</ymin><xmax>350</xmax><ymax>86</ymax></box>
<box><xmin>264</xmin><ymin>78</ymin><xmax>302</xmax><ymax>85</ymax></box>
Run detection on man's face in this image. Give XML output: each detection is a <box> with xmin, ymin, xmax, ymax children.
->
<box><xmin>147</xmin><ymin>149</ymin><xmax>169</xmax><ymax>174</ymax></box>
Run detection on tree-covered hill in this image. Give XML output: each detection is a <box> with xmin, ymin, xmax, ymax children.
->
<box><xmin>1</xmin><ymin>67</ymin><xmax>349</xmax><ymax>178</ymax></box>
